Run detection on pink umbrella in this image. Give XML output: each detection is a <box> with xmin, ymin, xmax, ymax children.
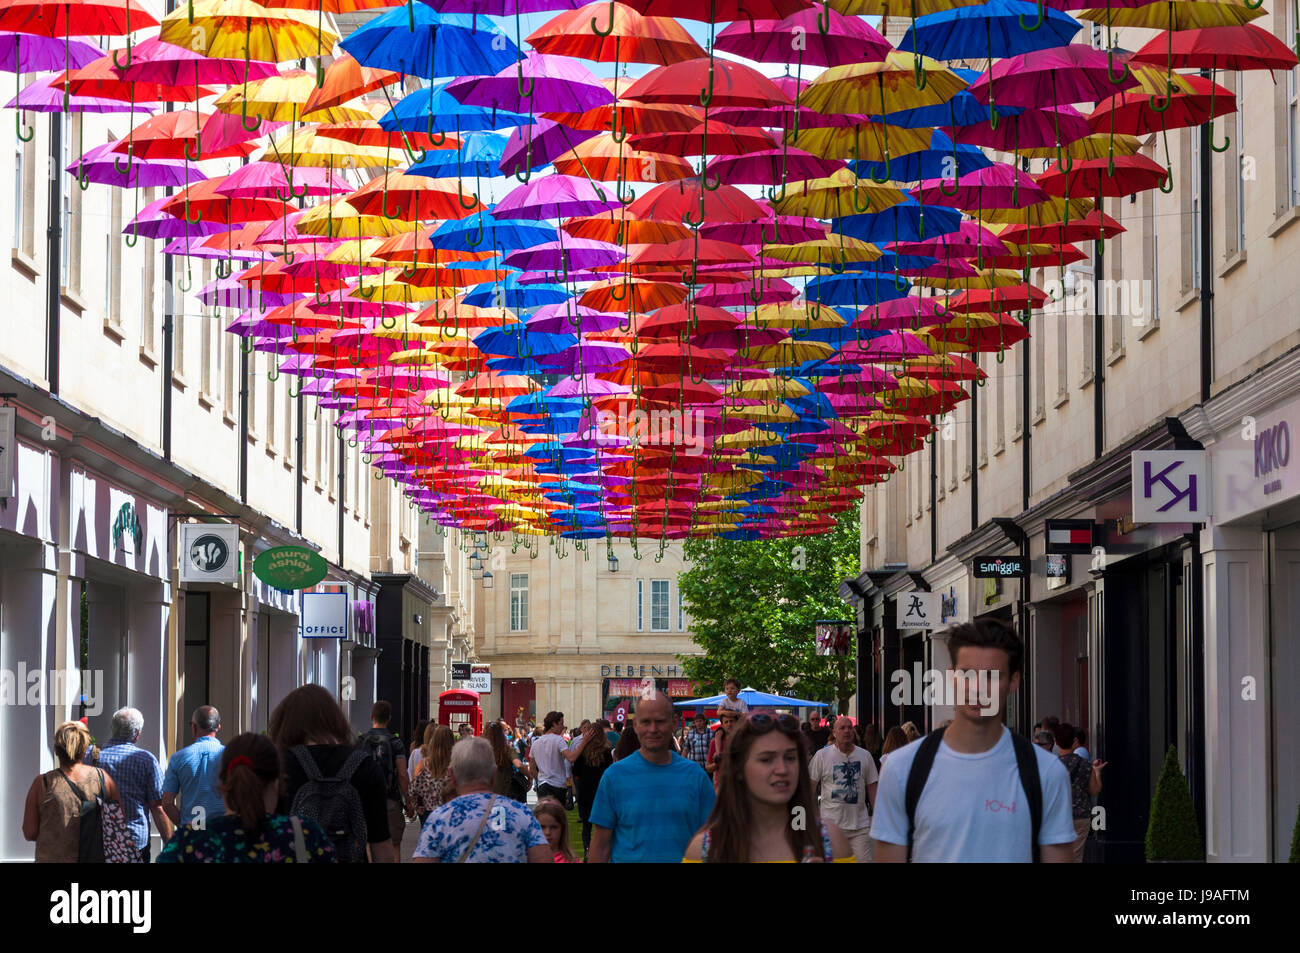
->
<box><xmin>526</xmin><ymin>303</ymin><xmax>625</xmax><ymax>334</ymax></box>
<box><xmin>494</xmin><ymin>174</ymin><xmax>620</xmax><ymax>220</ymax></box>
<box><xmin>888</xmin><ymin>221</ymin><xmax>1007</xmax><ymax>260</ymax></box>
<box><xmin>446</xmin><ymin>52</ymin><xmax>614</xmax><ymax>115</ymax></box>
<box><xmin>217</xmin><ymin>162</ymin><xmax>351</xmax><ymax>199</ymax></box>
<box><xmin>116</xmin><ymin>36</ymin><xmax>279</xmax><ymax>86</ymax></box>
<box><xmin>538</xmin><ymin>340</ymin><xmax>632</xmax><ymax>373</ymax></box>
<box><xmin>896</xmin><ymin>259</ymin><xmax>979</xmax><ymax>279</ymax></box>
<box><xmin>547</xmin><ymin>374</ymin><xmax>631</xmax><ymax>397</ymax></box>
<box><xmin>946</xmin><ymin>105</ymin><xmax>1092</xmax><ymax>151</ymax></box>
<box><xmin>502</xmin><ymin>238</ymin><xmax>624</xmax><ymax>272</ymax></box>
<box><xmin>829</xmin><ymin>332</ymin><xmax>933</xmax><ymax>363</ymax></box>
<box><xmin>714</xmin><ymin>8</ymin><xmax>890</xmax><ymax>68</ymax></box>
<box><xmin>912</xmin><ymin>163</ymin><xmax>1047</xmax><ymax>210</ymax></box>
<box><xmin>704</xmin><ymin>148</ymin><xmax>845</xmax><ymax>187</ymax></box>
<box><xmin>200</xmin><ymin>109</ymin><xmax>282</xmax><ymax>153</ymax></box>
<box><xmin>966</xmin><ymin>44</ymin><xmax>1139</xmax><ymax>108</ymax></box>
<box><xmin>816</xmin><ymin>367</ymin><xmax>899</xmax><ymax>394</ymax></box>
<box><xmin>701</xmin><ymin>215</ymin><xmax>828</xmax><ymax>245</ymax></box>
<box><xmin>853</xmin><ymin>296</ymin><xmax>951</xmax><ymax>331</ymax></box>
<box><xmin>695</xmin><ymin>276</ymin><xmax>797</xmax><ymax>308</ymax></box>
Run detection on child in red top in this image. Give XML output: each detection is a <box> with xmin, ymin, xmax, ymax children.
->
<box><xmin>534</xmin><ymin>798</ymin><xmax>575</xmax><ymax>863</ymax></box>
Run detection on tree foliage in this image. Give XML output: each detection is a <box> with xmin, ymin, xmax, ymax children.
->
<box><xmin>676</xmin><ymin>502</ymin><xmax>860</xmax><ymax>711</ymax></box>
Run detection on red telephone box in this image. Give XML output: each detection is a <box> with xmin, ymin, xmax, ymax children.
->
<box><xmin>438</xmin><ymin>689</ymin><xmax>483</xmax><ymax>737</ymax></box>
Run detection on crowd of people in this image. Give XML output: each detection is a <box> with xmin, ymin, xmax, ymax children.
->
<box><xmin>21</xmin><ymin>620</ymin><xmax>1107</xmax><ymax>863</ymax></box>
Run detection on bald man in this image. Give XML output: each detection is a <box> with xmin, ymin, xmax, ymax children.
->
<box><xmin>588</xmin><ymin>693</ymin><xmax>715</xmax><ymax>863</ymax></box>
<box><xmin>808</xmin><ymin>716</ymin><xmax>878</xmax><ymax>863</ymax></box>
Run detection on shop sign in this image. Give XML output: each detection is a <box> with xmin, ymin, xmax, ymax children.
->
<box><xmin>940</xmin><ymin>586</ymin><xmax>958</xmax><ymax>622</ymax></box>
<box><xmin>1045</xmin><ymin>519</ymin><xmax>1097</xmax><ymax>555</ymax></box>
<box><xmin>600</xmin><ymin>664</ymin><xmax>682</xmax><ymax>677</ymax></box>
<box><xmin>301</xmin><ymin>591</ymin><xmax>349</xmax><ymax>639</ymax></box>
<box><xmin>1045</xmin><ymin>554</ymin><xmax>1070</xmax><ymax>590</ymax></box>
<box><xmin>253</xmin><ymin>546</ymin><xmax>328</xmax><ymax>590</ymax></box>
<box><xmin>112</xmin><ymin>502</ymin><xmax>142</xmax><ymax>555</ymax></box>
<box><xmin>667</xmin><ymin>679</ymin><xmax>694</xmax><ymax>697</ymax></box>
<box><xmin>466</xmin><ymin>664</ymin><xmax>491</xmax><ymax>693</ymax></box>
<box><xmin>983</xmin><ymin>577</ymin><xmax>1001</xmax><ymax>606</ymax></box>
<box><xmin>973</xmin><ymin>555</ymin><xmax>1027</xmax><ymax>578</ymax></box>
<box><xmin>1132</xmin><ymin>450</ymin><xmax>1210</xmax><ymax>522</ymax></box>
<box><xmin>352</xmin><ymin>600</ymin><xmax>374</xmax><ymax>638</ymax></box>
<box><xmin>452</xmin><ymin>662</ymin><xmax>471</xmax><ymax>680</ymax></box>
<box><xmin>179</xmin><ymin>523</ymin><xmax>240</xmax><ymax>585</ymax></box>
<box><xmin>0</xmin><ymin>406</ymin><xmax>14</xmax><ymax>499</ymax></box>
<box><xmin>815</xmin><ymin>620</ymin><xmax>854</xmax><ymax>654</ymax></box>
<box><xmin>1255</xmin><ymin>421</ymin><xmax>1291</xmax><ymax>491</ymax></box>
<box><xmin>896</xmin><ymin>592</ymin><xmax>941</xmax><ymax>631</ymax></box>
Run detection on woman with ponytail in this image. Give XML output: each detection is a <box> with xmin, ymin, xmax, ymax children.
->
<box><xmin>157</xmin><ymin>733</ymin><xmax>336</xmax><ymax>863</ymax></box>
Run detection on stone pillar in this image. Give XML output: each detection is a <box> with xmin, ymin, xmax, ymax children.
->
<box><xmin>1200</xmin><ymin>524</ymin><xmax>1268</xmax><ymax>863</ymax></box>
<box><xmin>1027</xmin><ymin>601</ymin><xmax>1064</xmax><ymax>727</ymax></box>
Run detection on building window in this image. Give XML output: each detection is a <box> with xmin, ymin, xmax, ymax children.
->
<box><xmin>247</xmin><ymin>353</ymin><xmax>258</xmax><ymax>441</ymax></box>
<box><xmin>677</xmin><ymin>585</ymin><xmax>684</xmax><ymax>630</ymax></box>
<box><xmin>1141</xmin><ymin>185</ymin><xmax>1161</xmax><ymax>338</ymax></box>
<box><xmin>266</xmin><ymin>359</ymin><xmax>277</xmax><ymax>451</ymax></box>
<box><xmin>14</xmin><ymin>132</ymin><xmax>37</xmax><ymax>258</ymax></box>
<box><xmin>651</xmin><ymin>579</ymin><xmax>670</xmax><ymax>631</ymax></box>
<box><xmin>510</xmin><ymin>573</ymin><xmax>529</xmax><ymax>631</ymax></box>
<box><xmin>1232</xmin><ymin>73</ymin><xmax>1246</xmax><ymax>255</ymax></box>
<box><xmin>637</xmin><ymin>578</ymin><xmax>644</xmax><ymax>631</ymax></box>
<box><xmin>993</xmin><ymin>352</ymin><xmax>1006</xmax><ymax>455</ymax></box>
<box><xmin>978</xmin><ymin>355</ymin><xmax>988</xmax><ymax>467</ymax></box>
<box><xmin>1289</xmin><ymin>5</ymin><xmax>1299</xmax><ymax>209</ymax></box>
<box><xmin>222</xmin><ymin>333</ymin><xmax>236</xmax><ymax>416</ymax></box>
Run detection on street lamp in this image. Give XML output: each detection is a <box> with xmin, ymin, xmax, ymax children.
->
<box><xmin>468</xmin><ymin>552</ymin><xmax>482</xmax><ymax>577</ymax></box>
<box><xmin>474</xmin><ymin>531</ymin><xmax>488</xmax><ymax>551</ymax></box>
<box><xmin>607</xmin><ymin>550</ymin><xmax>619</xmax><ymax>573</ymax></box>
<box><xmin>481</xmin><ymin>570</ymin><xmax>493</xmax><ymax>589</ymax></box>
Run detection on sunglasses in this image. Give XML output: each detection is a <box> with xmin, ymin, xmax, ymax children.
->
<box><xmin>747</xmin><ymin>713</ymin><xmax>801</xmax><ymax>730</ymax></box>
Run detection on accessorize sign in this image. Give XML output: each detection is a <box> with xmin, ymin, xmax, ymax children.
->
<box><xmin>253</xmin><ymin>546</ymin><xmax>328</xmax><ymax>589</ymax></box>
<box><xmin>301</xmin><ymin>591</ymin><xmax>349</xmax><ymax>639</ymax></box>
<box><xmin>179</xmin><ymin>523</ymin><xmax>240</xmax><ymax>585</ymax></box>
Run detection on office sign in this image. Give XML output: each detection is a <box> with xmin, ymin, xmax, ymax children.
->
<box><xmin>973</xmin><ymin>555</ymin><xmax>1027</xmax><ymax>578</ymax></box>
<box><xmin>0</xmin><ymin>406</ymin><xmax>14</xmax><ymax>498</ymax></box>
<box><xmin>179</xmin><ymin>523</ymin><xmax>240</xmax><ymax>585</ymax></box>
<box><xmin>1132</xmin><ymin>450</ymin><xmax>1210</xmax><ymax>522</ymax></box>
<box><xmin>301</xmin><ymin>591</ymin><xmax>349</xmax><ymax>639</ymax></box>
<box><xmin>1045</xmin><ymin>519</ymin><xmax>1097</xmax><ymax>555</ymax></box>
<box><xmin>896</xmin><ymin>592</ymin><xmax>941</xmax><ymax>631</ymax></box>
<box><xmin>253</xmin><ymin>546</ymin><xmax>328</xmax><ymax>590</ymax></box>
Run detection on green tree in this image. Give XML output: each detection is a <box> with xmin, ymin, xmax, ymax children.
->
<box><xmin>1145</xmin><ymin>745</ymin><xmax>1204</xmax><ymax>862</ymax></box>
<box><xmin>676</xmin><ymin>502</ymin><xmax>860</xmax><ymax>711</ymax></box>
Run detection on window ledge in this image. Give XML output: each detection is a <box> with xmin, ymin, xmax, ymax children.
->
<box><xmin>265</xmin><ymin>443</ymin><xmax>278</xmax><ymax>458</ymax></box>
<box><xmin>1106</xmin><ymin>345</ymin><xmax>1125</xmax><ymax>367</ymax></box>
<box><xmin>1267</xmin><ymin>204</ymin><xmax>1300</xmax><ymax>240</ymax></box>
<box><xmin>993</xmin><ymin>441</ymin><xmax>1006</xmax><ymax>457</ymax></box>
<box><xmin>1136</xmin><ymin>316</ymin><xmax>1160</xmax><ymax>341</ymax></box>
<box><xmin>1078</xmin><ymin>367</ymin><xmax>1094</xmax><ymax>390</ymax></box>
<box><xmin>1218</xmin><ymin>248</ymin><xmax>1246</xmax><ymax>279</ymax></box>
<box><xmin>11</xmin><ymin>249</ymin><xmax>39</xmax><ymax>280</ymax></box>
<box><xmin>1173</xmin><ymin>288</ymin><xmax>1199</xmax><ymax>315</ymax></box>
<box><xmin>1032</xmin><ymin>407</ymin><xmax>1046</xmax><ymax>426</ymax></box>
<box><xmin>197</xmin><ymin>390</ymin><xmax>215</xmax><ymax>410</ymax></box>
<box><xmin>283</xmin><ymin>455</ymin><xmax>294</xmax><ymax>471</ymax></box>
<box><xmin>247</xmin><ymin>431</ymin><xmax>260</xmax><ymax>446</ymax></box>
<box><xmin>1052</xmin><ymin>390</ymin><xmax>1069</xmax><ymax>410</ymax></box>
<box><xmin>171</xmin><ymin>371</ymin><xmax>187</xmax><ymax>391</ymax></box>
<box><xmin>222</xmin><ymin>409</ymin><xmax>236</xmax><ymax>427</ymax></box>
<box><xmin>139</xmin><ymin>345</ymin><xmax>158</xmax><ymax>369</ymax></box>
<box><xmin>60</xmin><ymin>288</ymin><xmax>87</xmax><ymax>316</ymax></box>
<box><xmin>102</xmin><ymin>317</ymin><xmax>125</xmax><ymax>344</ymax></box>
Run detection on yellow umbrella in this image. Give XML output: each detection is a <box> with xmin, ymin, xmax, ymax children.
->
<box><xmin>1018</xmin><ymin>132</ymin><xmax>1141</xmax><ymax>161</ymax></box>
<box><xmin>770</xmin><ymin>167</ymin><xmax>905</xmax><ymax>219</ymax></box>
<box><xmin>158</xmin><ymin>0</ymin><xmax>338</xmax><ymax>64</ymax></box>
<box><xmin>748</xmin><ymin>302</ymin><xmax>846</xmax><ymax>329</ymax></box>
<box><xmin>1076</xmin><ymin>0</ymin><xmax>1263</xmax><ymax>30</ymax></box>
<box><xmin>266</xmin><ymin>126</ymin><xmax>401</xmax><ymax>168</ymax></box>
<box><xmin>724</xmin><ymin>403</ymin><xmax>801</xmax><ymax>423</ymax></box>
<box><xmin>977</xmin><ymin>196</ymin><xmax>1094</xmax><ymax>227</ymax></box>
<box><xmin>762</xmin><ymin>236</ymin><xmax>882</xmax><ymax>266</ymax></box>
<box><xmin>723</xmin><ymin>376</ymin><xmax>811</xmax><ymax>398</ymax></box>
<box><xmin>298</xmin><ymin>201</ymin><xmax>417</xmax><ymax>238</ymax></box>
<box><xmin>746</xmin><ymin>339</ymin><xmax>835</xmax><ymax>367</ymax></box>
<box><xmin>786</xmin><ymin>121</ymin><xmax>932</xmax><ymax>163</ymax></box>
<box><xmin>912</xmin><ymin>268</ymin><xmax>1024</xmax><ymax>290</ymax></box>
<box><xmin>800</xmin><ymin>52</ymin><xmax>966</xmax><ymax>117</ymax></box>
<box><xmin>714</xmin><ymin>428</ymin><xmax>784</xmax><ymax>450</ymax></box>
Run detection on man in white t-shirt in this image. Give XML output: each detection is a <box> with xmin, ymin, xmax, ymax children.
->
<box><xmin>528</xmin><ymin>711</ymin><xmax>572</xmax><ymax>803</ymax></box>
<box><xmin>872</xmin><ymin>619</ymin><xmax>1076</xmax><ymax>863</ymax></box>
<box><xmin>808</xmin><ymin>715</ymin><xmax>879</xmax><ymax>862</ymax></box>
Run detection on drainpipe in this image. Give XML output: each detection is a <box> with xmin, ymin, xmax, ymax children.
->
<box><xmin>45</xmin><ymin>114</ymin><xmax>61</xmax><ymax>395</ymax></box>
<box><xmin>238</xmin><ymin>350</ymin><xmax>248</xmax><ymax>503</ymax></box>
<box><xmin>338</xmin><ymin>430</ymin><xmax>346</xmax><ymax>566</ymax></box>
<box><xmin>970</xmin><ymin>381</ymin><xmax>978</xmax><ymax>532</ymax></box>
<box><xmin>929</xmin><ymin>421</ymin><xmax>937</xmax><ymax>565</ymax></box>
<box><xmin>1021</xmin><ymin>330</ymin><xmax>1030</xmax><ymax>514</ymax></box>
<box><xmin>295</xmin><ymin>391</ymin><xmax>304</xmax><ymax>533</ymax></box>
<box><xmin>1093</xmin><ymin>243</ymin><xmax>1104</xmax><ymax>459</ymax></box>
<box><xmin>1198</xmin><ymin>72</ymin><xmax>1214</xmax><ymax>402</ymax></box>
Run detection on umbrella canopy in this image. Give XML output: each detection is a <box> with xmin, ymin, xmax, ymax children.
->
<box><xmin>672</xmin><ymin>688</ymin><xmax>829</xmax><ymax>708</ymax></box>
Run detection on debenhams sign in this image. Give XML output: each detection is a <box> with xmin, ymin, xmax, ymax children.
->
<box><xmin>601</xmin><ymin>664</ymin><xmax>682</xmax><ymax>677</ymax></box>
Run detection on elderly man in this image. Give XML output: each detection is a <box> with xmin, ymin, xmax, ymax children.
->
<box><xmin>588</xmin><ymin>693</ymin><xmax>715</xmax><ymax>863</ymax></box>
<box><xmin>808</xmin><ymin>715</ymin><xmax>879</xmax><ymax>863</ymax></box>
<box><xmin>162</xmin><ymin>705</ymin><xmax>225</xmax><ymax>830</ymax></box>
<box><xmin>95</xmin><ymin>707</ymin><xmax>172</xmax><ymax>862</ymax></box>
<box><xmin>412</xmin><ymin>737</ymin><xmax>552</xmax><ymax>863</ymax></box>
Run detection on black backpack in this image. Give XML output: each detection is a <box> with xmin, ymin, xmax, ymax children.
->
<box><xmin>904</xmin><ymin>725</ymin><xmax>1043</xmax><ymax>862</ymax></box>
<box><xmin>289</xmin><ymin>746</ymin><xmax>371</xmax><ymax>863</ymax></box>
<box><xmin>359</xmin><ymin>729</ymin><xmax>398</xmax><ymax>799</ymax></box>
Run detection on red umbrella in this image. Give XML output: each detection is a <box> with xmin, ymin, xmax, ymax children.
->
<box><xmin>1088</xmin><ymin>75</ymin><xmax>1235</xmax><ymax>137</ymax></box>
<box><xmin>110</xmin><ymin>111</ymin><xmax>255</xmax><ymax>160</ymax></box>
<box><xmin>622</xmin><ymin>57</ymin><xmax>792</xmax><ymax>110</ymax></box>
<box><xmin>997</xmin><ymin>210</ymin><xmax>1124</xmax><ymax>245</ymax></box>
<box><xmin>639</xmin><ymin>303</ymin><xmax>740</xmax><ymax>335</ymax></box>
<box><xmin>1129</xmin><ymin>24</ymin><xmax>1298</xmax><ymax>72</ymax></box>
<box><xmin>0</xmin><ymin>0</ymin><xmax>157</xmax><ymax>36</ymax></box>
<box><xmin>1036</xmin><ymin>154</ymin><xmax>1169</xmax><ymax>198</ymax></box>
<box><xmin>985</xmin><ymin>242</ymin><xmax>1088</xmax><ymax>270</ymax></box>
<box><xmin>58</xmin><ymin>55</ymin><xmax>214</xmax><ymax>102</ymax></box>
<box><xmin>628</xmin><ymin>121</ymin><xmax>777</xmax><ymax>157</ymax></box>
<box><xmin>626</xmin><ymin>179</ymin><xmax>765</xmax><ymax>223</ymax></box>
<box><xmin>611</xmin><ymin>0</ymin><xmax>811</xmax><ymax>22</ymax></box>
<box><xmin>945</xmin><ymin>285</ymin><xmax>1048</xmax><ymax>316</ymax></box>
<box><xmin>527</xmin><ymin>2</ymin><xmax>705</xmax><ymax>66</ymax></box>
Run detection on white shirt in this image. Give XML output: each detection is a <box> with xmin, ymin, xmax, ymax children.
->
<box><xmin>529</xmin><ymin>732</ymin><xmax>570</xmax><ymax>787</ymax></box>
<box><xmin>808</xmin><ymin>744</ymin><xmax>880</xmax><ymax>832</ymax></box>
<box><xmin>408</xmin><ymin>748</ymin><xmax>423</xmax><ymax>778</ymax></box>
<box><xmin>870</xmin><ymin>727</ymin><xmax>1076</xmax><ymax>862</ymax></box>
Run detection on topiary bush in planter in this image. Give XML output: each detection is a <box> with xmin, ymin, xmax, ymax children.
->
<box><xmin>1289</xmin><ymin>800</ymin><xmax>1299</xmax><ymax>863</ymax></box>
<box><xmin>1145</xmin><ymin>745</ymin><xmax>1203</xmax><ymax>862</ymax></box>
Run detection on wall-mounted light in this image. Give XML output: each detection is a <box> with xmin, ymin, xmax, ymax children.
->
<box><xmin>481</xmin><ymin>571</ymin><xmax>493</xmax><ymax>589</ymax></box>
<box><xmin>468</xmin><ymin>551</ymin><xmax>482</xmax><ymax>572</ymax></box>
<box><xmin>412</xmin><ymin>614</ymin><xmax>422</xmax><ymax>625</ymax></box>
<box><xmin>607</xmin><ymin>551</ymin><xmax>619</xmax><ymax>573</ymax></box>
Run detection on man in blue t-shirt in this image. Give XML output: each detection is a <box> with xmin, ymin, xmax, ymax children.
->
<box><xmin>588</xmin><ymin>693</ymin><xmax>715</xmax><ymax>863</ymax></box>
<box><xmin>162</xmin><ymin>705</ymin><xmax>225</xmax><ymax>830</ymax></box>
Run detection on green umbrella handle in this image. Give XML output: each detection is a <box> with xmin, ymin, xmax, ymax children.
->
<box><xmin>591</xmin><ymin>1</ymin><xmax>616</xmax><ymax>37</ymax></box>
<box><xmin>1019</xmin><ymin>0</ymin><xmax>1044</xmax><ymax>31</ymax></box>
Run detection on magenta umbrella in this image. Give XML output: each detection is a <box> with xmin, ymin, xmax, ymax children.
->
<box><xmin>163</xmin><ymin>236</ymin><xmax>271</xmax><ymax>261</ymax></box>
<box><xmin>126</xmin><ymin>195</ymin><xmax>230</xmax><ymax>240</ymax></box>
<box><xmin>947</xmin><ymin>105</ymin><xmax>1092</xmax><ymax>150</ymax></box>
<box><xmin>69</xmin><ymin>141</ymin><xmax>206</xmax><ymax>189</ymax></box>
<box><xmin>896</xmin><ymin>259</ymin><xmax>979</xmax><ymax>279</ymax></box>
<box><xmin>10</xmin><ymin>72</ymin><xmax>151</xmax><ymax>112</ymax></box>
<box><xmin>201</xmin><ymin>109</ymin><xmax>282</xmax><ymax>153</ymax></box>
<box><xmin>701</xmin><ymin>215</ymin><xmax>827</xmax><ymax>245</ymax></box>
<box><xmin>815</xmin><ymin>366</ymin><xmax>899</xmax><ymax>394</ymax></box>
<box><xmin>494</xmin><ymin>174</ymin><xmax>620</xmax><ymax>220</ymax></box>
<box><xmin>695</xmin><ymin>276</ymin><xmax>797</xmax><ymax>308</ymax></box>
<box><xmin>704</xmin><ymin>148</ymin><xmax>845</xmax><ymax>186</ymax></box>
<box><xmin>548</xmin><ymin>374</ymin><xmax>631</xmax><ymax>398</ymax></box>
<box><xmin>829</xmin><ymin>332</ymin><xmax>933</xmax><ymax>363</ymax></box>
<box><xmin>527</xmin><ymin>304</ymin><xmax>624</xmax><ymax>334</ymax></box>
<box><xmin>966</xmin><ymin>44</ymin><xmax>1139</xmax><ymax>108</ymax></box>
<box><xmin>888</xmin><ymin>221</ymin><xmax>1007</xmax><ymax>260</ymax></box>
<box><xmin>537</xmin><ymin>340</ymin><xmax>632</xmax><ymax>373</ymax></box>
<box><xmin>502</xmin><ymin>238</ymin><xmax>624</xmax><ymax>272</ymax></box>
<box><xmin>912</xmin><ymin>162</ymin><xmax>1047</xmax><ymax>210</ymax></box>
<box><xmin>446</xmin><ymin>52</ymin><xmax>614</xmax><ymax>114</ymax></box>
<box><xmin>116</xmin><ymin>36</ymin><xmax>279</xmax><ymax>86</ymax></box>
<box><xmin>500</xmin><ymin>118</ymin><xmax>601</xmax><ymax>177</ymax></box>
<box><xmin>714</xmin><ymin>8</ymin><xmax>890</xmax><ymax>68</ymax></box>
<box><xmin>217</xmin><ymin>162</ymin><xmax>350</xmax><ymax>199</ymax></box>
<box><xmin>0</xmin><ymin>32</ymin><xmax>103</xmax><ymax>72</ymax></box>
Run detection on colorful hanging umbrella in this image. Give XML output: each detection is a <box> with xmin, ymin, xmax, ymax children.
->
<box><xmin>527</xmin><ymin>2</ymin><xmax>705</xmax><ymax>66</ymax></box>
<box><xmin>339</xmin><ymin>6</ymin><xmax>518</xmax><ymax>79</ymax></box>
<box><xmin>158</xmin><ymin>0</ymin><xmax>339</xmax><ymax>64</ymax></box>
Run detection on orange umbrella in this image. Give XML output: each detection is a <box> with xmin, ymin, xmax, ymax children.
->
<box><xmin>580</xmin><ymin>278</ymin><xmax>688</xmax><ymax>313</ymax></box>
<box><xmin>552</xmin><ymin>133</ymin><xmax>693</xmax><ymax>183</ymax></box>
<box><xmin>59</xmin><ymin>55</ymin><xmax>214</xmax><ymax>102</ymax></box>
<box><xmin>344</xmin><ymin>173</ymin><xmax>485</xmax><ymax>221</ymax></box>
<box><xmin>372</xmin><ymin>229</ymin><xmax>495</xmax><ymax>267</ymax></box>
<box><xmin>527</xmin><ymin>2</ymin><xmax>705</xmax><ymax>66</ymax></box>
<box><xmin>303</xmin><ymin>53</ymin><xmax>399</xmax><ymax>114</ymax></box>
<box><xmin>626</xmin><ymin>178</ymin><xmax>765</xmax><ymax>223</ymax></box>
<box><xmin>563</xmin><ymin>209</ymin><xmax>691</xmax><ymax>244</ymax></box>
<box><xmin>109</xmin><ymin>111</ymin><xmax>255</xmax><ymax>160</ymax></box>
<box><xmin>162</xmin><ymin>178</ymin><xmax>295</xmax><ymax>225</ymax></box>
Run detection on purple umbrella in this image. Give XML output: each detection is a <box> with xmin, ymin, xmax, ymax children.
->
<box><xmin>538</xmin><ymin>340</ymin><xmax>631</xmax><ymax>373</ymax></box>
<box><xmin>912</xmin><ymin>163</ymin><xmax>1047</xmax><ymax>211</ymax></box>
<box><xmin>494</xmin><ymin>174</ymin><xmax>619</xmax><ymax>220</ymax></box>
<box><xmin>714</xmin><ymin>9</ymin><xmax>890</xmax><ymax>68</ymax></box>
<box><xmin>446</xmin><ymin>52</ymin><xmax>614</xmax><ymax>115</ymax></box>
<box><xmin>116</xmin><ymin>36</ymin><xmax>279</xmax><ymax>86</ymax></box>
<box><xmin>695</xmin><ymin>277</ymin><xmax>798</xmax><ymax>308</ymax></box>
<box><xmin>423</xmin><ymin>0</ymin><xmax>585</xmax><ymax>12</ymax></box>
<box><xmin>704</xmin><ymin>148</ymin><xmax>845</xmax><ymax>186</ymax></box>
<box><xmin>526</xmin><ymin>302</ymin><xmax>624</xmax><ymax>334</ymax></box>
<box><xmin>502</xmin><ymin>238</ymin><xmax>623</xmax><ymax>272</ymax></box>
<box><xmin>500</xmin><ymin>118</ymin><xmax>601</xmax><ymax>177</ymax></box>
<box><xmin>0</xmin><ymin>32</ymin><xmax>103</xmax><ymax>73</ymax></box>
<box><xmin>829</xmin><ymin>332</ymin><xmax>933</xmax><ymax>363</ymax></box>
<box><xmin>197</xmin><ymin>275</ymin><xmax>297</xmax><ymax>310</ymax></box>
<box><xmin>547</xmin><ymin>374</ymin><xmax>630</xmax><ymax>398</ymax></box>
<box><xmin>701</xmin><ymin>216</ymin><xmax>828</xmax><ymax>245</ymax></box>
<box><xmin>126</xmin><ymin>195</ymin><xmax>230</xmax><ymax>241</ymax></box>
<box><xmin>888</xmin><ymin>221</ymin><xmax>1007</xmax><ymax>260</ymax></box>
<box><xmin>163</xmin><ymin>236</ymin><xmax>271</xmax><ymax>261</ymax></box>
<box><xmin>9</xmin><ymin>72</ymin><xmax>152</xmax><ymax>112</ymax></box>
<box><xmin>967</xmin><ymin>44</ymin><xmax>1140</xmax><ymax>109</ymax></box>
<box><xmin>68</xmin><ymin>141</ymin><xmax>206</xmax><ymax>189</ymax></box>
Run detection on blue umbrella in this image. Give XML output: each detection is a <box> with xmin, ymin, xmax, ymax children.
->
<box><xmin>380</xmin><ymin>81</ymin><xmax>532</xmax><ymax>138</ymax></box>
<box><xmin>868</xmin><ymin>68</ymin><xmax>1023</xmax><ymax>130</ymax></box>
<box><xmin>340</xmin><ymin>7</ymin><xmax>519</xmax><ymax>81</ymax></box>
<box><xmin>429</xmin><ymin>210</ymin><xmax>555</xmax><ymax>253</ymax></box>
<box><xmin>473</xmin><ymin>323</ymin><xmax>575</xmax><ymax>358</ymax></box>
<box><xmin>407</xmin><ymin>132</ymin><xmax>508</xmax><ymax>179</ymax></box>
<box><xmin>896</xmin><ymin>0</ymin><xmax>1080</xmax><ymax>62</ymax></box>
<box><xmin>851</xmin><ymin>130</ymin><xmax>993</xmax><ymax>183</ymax></box>
<box><xmin>830</xmin><ymin>196</ymin><xmax>963</xmax><ymax>245</ymax></box>
<box><xmin>672</xmin><ymin>688</ymin><xmax>829</xmax><ymax>708</ymax></box>
<box><xmin>464</xmin><ymin>275</ymin><xmax>569</xmax><ymax>310</ymax></box>
<box><xmin>804</xmin><ymin>273</ymin><xmax>913</xmax><ymax>308</ymax></box>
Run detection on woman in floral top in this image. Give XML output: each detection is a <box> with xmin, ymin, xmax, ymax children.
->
<box><xmin>157</xmin><ymin>733</ymin><xmax>335</xmax><ymax>864</ymax></box>
<box><xmin>412</xmin><ymin>738</ymin><xmax>551</xmax><ymax>863</ymax></box>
